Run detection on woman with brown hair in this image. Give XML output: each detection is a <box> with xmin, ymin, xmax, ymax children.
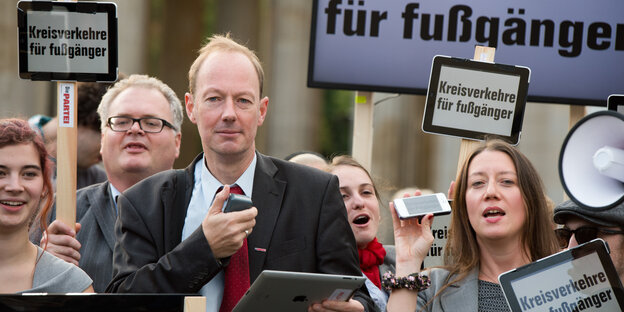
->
<box><xmin>386</xmin><ymin>139</ymin><xmax>559</xmax><ymax>311</ymax></box>
<box><xmin>327</xmin><ymin>155</ymin><xmax>395</xmax><ymax>312</ymax></box>
<box><xmin>0</xmin><ymin>118</ymin><xmax>92</xmax><ymax>293</ymax></box>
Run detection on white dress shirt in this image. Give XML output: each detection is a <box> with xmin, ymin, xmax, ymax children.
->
<box><xmin>109</xmin><ymin>183</ymin><xmax>121</xmax><ymax>214</ymax></box>
<box><xmin>182</xmin><ymin>153</ymin><xmax>257</xmax><ymax>312</ymax></box>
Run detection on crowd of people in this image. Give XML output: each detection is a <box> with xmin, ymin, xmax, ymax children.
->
<box><xmin>1</xmin><ymin>33</ymin><xmax>623</xmax><ymax>312</ymax></box>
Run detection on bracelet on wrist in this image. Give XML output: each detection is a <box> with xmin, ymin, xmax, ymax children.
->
<box><xmin>381</xmin><ymin>271</ymin><xmax>431</xmax><ymax>292</ymax></box>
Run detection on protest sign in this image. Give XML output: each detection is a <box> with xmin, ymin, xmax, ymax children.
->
<box><xmin>308</xmin><ymin>0</ymin><xmax>623</xmax><ymax>105</ymax></box>
<box><xmin>422</xmin><ymin>55</ymin><xmax>529</xmax><ymax>144</ymax></box>
<box><xmin>500</xmin><ymin>239</ymin><xmax>624</xmax><ymax>312</ymax></box>
<box><xmin>18</xmin><ymin>1</ymin><xmax>118</xmax><ymax>81</ymax></box>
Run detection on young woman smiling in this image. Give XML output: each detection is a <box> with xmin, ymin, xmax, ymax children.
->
<box><xmin>0</xmin><ymin>118</ymin><xmax>92</xmax><ymax>293</ymax></box>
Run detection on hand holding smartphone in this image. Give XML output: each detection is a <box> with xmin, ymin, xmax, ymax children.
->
<box><xmin>223</xmin><ymin>194</ymin><xmax>253</xmax><ymax>213</ymax></box>
<box><xmin>393</xmin><ymin>193</ymin><xmax>451</xmax><ymax>219</ymax></box>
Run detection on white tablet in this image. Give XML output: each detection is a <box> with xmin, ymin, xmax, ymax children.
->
<box><xmin>499</xmin><ymin>239</ymin><xmax>624</xmax><ymax>312</ymax></box>
<box><xmin>233</xmin><ymin>270</ymin><xmax>366</xmax><ymax>312</ymax></box>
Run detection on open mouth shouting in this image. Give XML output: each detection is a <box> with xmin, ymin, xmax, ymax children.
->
<box><xmin>352</xmin><ymin>213</ymin><xmax>371</xmax><ymax>227</ymax></box>
<box><xmin>483</xmin><ymin>207</ymin><xmax>506</xmax><ymax>221</ymax></box>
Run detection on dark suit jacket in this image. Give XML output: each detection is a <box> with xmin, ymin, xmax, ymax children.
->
<box><xmin>41</xmin><ymin>181</ymin><xmax>117</xmax><ymax>293</ymax></box>
<box><xmin>75</xmin><ymin>182</ymin><xmax>117</xmax><ymax>292</ymax></box>
<box><xmin>107</xmin><ymin>153</ymin><xmax>377</xmax><ymax>311</ymax></box>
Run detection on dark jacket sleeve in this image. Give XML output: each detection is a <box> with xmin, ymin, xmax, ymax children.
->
<box><xmin>106</xmin><ymin>172</ymin><xmax>222</xmax><ymax>293</ymax></box>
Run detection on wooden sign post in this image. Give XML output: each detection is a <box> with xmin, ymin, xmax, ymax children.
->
<box><xmin>17</xmin><ymin>0</ymin><xmax>118</xmax><ymax>227</ymax></box>
<box><xmin>184</xmin><ymin>296</ymin><xmax>206</xmax><ymax>312</ymax></box>
<box><xmin>569</xmin><ymin>106</ymin><xmax>587</xmax><ymax>129</ymax></box>
<box><xmin>454</xmin><ymin>46</ymin><xmax>497</xmax><ymax>178</ymax></box>
<box><xmin>56</xmin><ymin>82</ymin><xmax>78</xmax><ymax>227</ymax></box>
<box><xmin>352</xmin><ymin>91</ymin><xmax>374</xmax><ymax>170</ymax></box>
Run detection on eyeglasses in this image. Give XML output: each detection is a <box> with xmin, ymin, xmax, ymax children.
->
<box><xmin>107</xmin><ymin>116</ymin><xmax>176</xmax><ymax>133</ymax></box>
<box><xmin>555</xmin><ymin>226</ymin><xmax>624</xmax><ymax>248</ymax></box>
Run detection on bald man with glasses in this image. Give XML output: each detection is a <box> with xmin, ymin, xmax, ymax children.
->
<box><xmin>40</xmin><ymin>74</ymin><xmax>183</xmax><ymax>292</ymax></box>
<box><xmin>554</xmin><ymin>200</ymin><xmax>624</xmax><ymax>283</ymax></box>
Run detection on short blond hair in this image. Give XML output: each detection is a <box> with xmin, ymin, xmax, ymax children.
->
<box><xmin>188</xmin><ymin>33</ymin><xmax>264</xmax><ymax>97</ymax></box>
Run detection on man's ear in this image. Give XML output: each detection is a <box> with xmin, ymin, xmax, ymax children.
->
<box><xmin>173</xmin><ymin>132</ymin><xmax>181</xmax><ymax>159</ymax></box>
<box><xmin>185</xmin><ymin>92</ymin><xmax>197</xmax><ymax>124</ymax></box>
<box><xmin>257</xmin><ymin>96</ymin><xmax>269</xmax><ymax>126</ymax></box>
<box><xmin>99</xmin><ymin>131</ymin><xmax>105</xmax><ymax>155</ymax></box>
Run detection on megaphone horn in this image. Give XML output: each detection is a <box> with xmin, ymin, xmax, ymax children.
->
<box><xmin>559</xmin><ymin>110</ymin><xmax>624</xmax><ymax>210</ymax></box>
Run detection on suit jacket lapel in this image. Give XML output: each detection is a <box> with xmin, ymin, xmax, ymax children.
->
<box><xmin>86</xmin><ymin>182</ymin><xmax>117</xmax><ymax>251</ymax></box>
<box><xmin>440</xmin><ymin>268</ymin><xmax>479</xmax><ymax>311</ymax></box>
<box><xmin>248</xmin><ymin>153</ymin><xmax>286</xmax><ymax>282</ymax></box>
<box><xmin>164</xmin><ymin>154</ymin><xmax>201</xmax><ymax>251</ymax></box>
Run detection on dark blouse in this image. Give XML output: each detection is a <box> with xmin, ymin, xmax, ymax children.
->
<box><xmin>478</xmin><ymin>280</ymin><xmax>511</xmax><ymax>312</ymax></box>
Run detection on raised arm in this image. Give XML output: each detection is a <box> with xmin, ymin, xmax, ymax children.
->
<box><xmin>385</xmin><ymin>198</ymin><xmax>434</xmax><ymax>312</ymax></box>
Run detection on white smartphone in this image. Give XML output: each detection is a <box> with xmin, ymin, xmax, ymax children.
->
<box><xmin>393</xmin><ymin>193</ymin><xmax>452</xmax><ymax>219</ymax></box>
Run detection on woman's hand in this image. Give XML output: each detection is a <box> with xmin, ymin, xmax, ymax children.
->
<box><xmin>308</xmin><ymin>299</ymin><xmax>364</xmax><ymax>312</ymax></box>
<box><xmin>389</xmin><ymin>191</ymin><xmax>435</xmax><ymax>276</ymax></box>
<box><xmin>386</xmin><ymin>191</ymin><xmax>435</xmax><ymax>312</ymax></box>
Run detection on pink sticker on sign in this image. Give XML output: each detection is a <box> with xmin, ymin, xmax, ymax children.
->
<box><xmin>58</xmin><ymin>83</ymin><xmax>75</xmax><ymax>127</ymax></box>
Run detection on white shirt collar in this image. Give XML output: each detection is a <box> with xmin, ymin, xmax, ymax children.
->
<box><xmin>200</xmin><ymin>153</ymin><xmax>256</xmax><ymax>201</ymax></box>
<box><xmin>109</xmin><ymin>183</ymin><xmax>122</xmax><ymax>213</ymax></box>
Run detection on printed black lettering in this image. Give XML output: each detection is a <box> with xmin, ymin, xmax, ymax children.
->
<box><xmin>559</xmin><ymin>20</ymin><xmax>583</xmax><ymax>57</ymax></box>
<box><xmin>587</xmin><ymin>22</ymin><xmax>611</xmax><ymax>50</ymax></box>
<box><xmin>394</xmin><ymin>5</ymin><xmax>622</xmax><ymax>58</ymax></box>
<box><xmin>447</xmin><ymin>5</ymin><xmax>472</xmax><ymax>42</ymax></box>
<box><xmin>402</xmin><ymin>3</ymin><xmax>420</xmax><ymax>39</ymax></box>
<box><xmin>502</xmin><ymin>8</ymin><xmax>527</xmax><ymax>46</ymax></box>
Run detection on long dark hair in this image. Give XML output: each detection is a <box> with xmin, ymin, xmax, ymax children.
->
<box><xmin>424</xmin><ymin>139</ymin><xmax>559</xmax><ymax>310</ymax></box>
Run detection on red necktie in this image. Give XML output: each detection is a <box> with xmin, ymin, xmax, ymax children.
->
<box><xmin>219</xmin><ymin>185</ymin><xmax>250</xmax><ymax>312</ymax></box>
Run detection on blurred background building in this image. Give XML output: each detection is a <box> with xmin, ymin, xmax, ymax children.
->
<box><xmin>2</xmin><ymin>0</ymin><xmax>596</xmax><ymax>243</ymax></box>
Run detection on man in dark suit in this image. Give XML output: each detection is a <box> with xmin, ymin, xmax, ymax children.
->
<box><xmin>40</xmin><ymin>75</ymin><xmax>183</xmax><ymax>292</ymax></box>
<box><xmin>107</xmin><ymin>34</ymin><xmax>377</xmax><ymax>312</ymax></box>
